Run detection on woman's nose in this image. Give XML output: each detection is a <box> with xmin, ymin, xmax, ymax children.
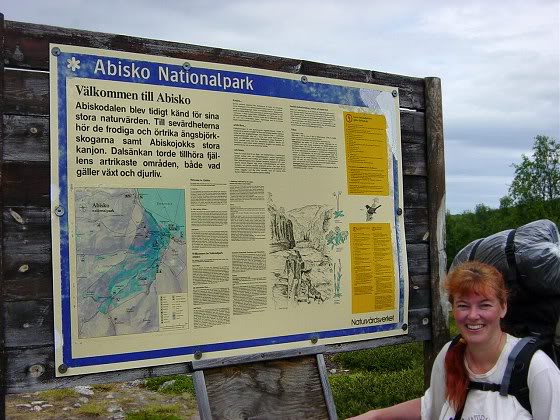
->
<box><xmin>467</xmin><ymin>307</ymin><xmax>480</xmax><ymax>319</ymax></box>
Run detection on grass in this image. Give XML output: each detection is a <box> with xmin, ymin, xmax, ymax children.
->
<box><xmin>76</xmin><ymin>402</ymin><xmax>107</xmax><ymax>417</ymax></box>
<box><xmin>38</xmin><ymin>387</ymin><xmax>80</xmax><ymax>401</ymax></box>
<box><xmin>144</xmin><ymin>375</ymin><xmax>195</xmax><ymax>395</ymax></box>
<box><xmin>126</xmin><ymin>403</ymin><xmax>182</xmax><ymax>420</ymax></box>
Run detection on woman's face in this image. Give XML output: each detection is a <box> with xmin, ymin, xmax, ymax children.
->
<box><xmin>452</xmin><ymin>291</ymin><xmax>506</xmax><ymax>346</ymax></box>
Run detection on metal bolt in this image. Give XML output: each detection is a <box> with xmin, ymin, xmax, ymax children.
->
<box><xmin>194</xmin><ymin>351</ymin><xmax>203</xmax><ymax>360</ymax></box>
<box><xmin>51</xmin><ymin>47</ymin><xmax>61</xmax><ymax>56</ymax></box>
<box><xmin>301</xmin><ymin>75</ymin><xmax>308</xmax><ymax>84</ymax></box>
<box><xmin>54</xmin><ymin>206</ymin><xmax>65</xmax><ymax>217</ymax></box>
<box><xmin>402</xmin><ymin>323</ymin><xmax>408</xmax><ymax>331</ymax></box>
<box><xmin>58</xmin><ymin>364</ymin><xmax>68</xmax><ymax>374</ymax></box>
<box><xmin>30</xmin><ymin>127</ymin><xmax>38</xmax><ymax>135</ymax></box>
<box><xmin>422</xmin><ymin>317</ymin><xmax>429</xmax><ymax>325</ymax></box>
<box><xmin>182</xmin><ymin>62</ymin><xmax>191</xmax><ymax>71</ymax></box>
<box><xmin>396</xmin><ymin>208</ymin><xmax>403</xmax><ymax>216</ymax></box>
<box><xmin>29</xmin><ymin>364</ymin><xmax>45</xmax><ymax>378</ymax></box>
<box><xmin>311</xmin><ymin>335</ymin><xmax>319</xmax><ymax>344</ymax></box>
<box><xmin>392</xmin><ymin>90</ymin><xmax>398</xmax><ymax>97</ymax></box>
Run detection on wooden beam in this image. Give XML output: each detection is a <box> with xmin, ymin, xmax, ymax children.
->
<box><xmin>423</xmin><ymin>77</ymin><xmax>449</xmax><ymax>388</ymax></box>
<box><xmin>1</xmin><ymin>12</ymin><xmax>7</xmax><ymax>420</ymax></box>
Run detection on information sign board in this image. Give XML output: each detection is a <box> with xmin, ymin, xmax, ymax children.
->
<box><xmin>50</xmin><ymin>45</ymin><xmax>409</xmax><ymax>375</ymax></box>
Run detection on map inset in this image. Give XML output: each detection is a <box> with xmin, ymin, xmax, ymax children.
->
<box><xmin>75</xmin><ymin>188</ymin><xmax>186</xmax><ymax>338</ymax></box>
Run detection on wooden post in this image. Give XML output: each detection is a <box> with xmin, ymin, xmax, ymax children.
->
<box><xmin>0</xmin><ymin>13</ymin><xmax>6</xmax><ymax>420</ymax></box>
<box><xmin>423</xmin><ymin>77</ymin><xmax>449</xmax><ymax>387</ymax></box>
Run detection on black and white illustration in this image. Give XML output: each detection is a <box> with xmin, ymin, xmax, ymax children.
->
<box><xmin>268</xmin><ymin>193</ymin><xmax>346</xmax><ymax>309</ymax></box>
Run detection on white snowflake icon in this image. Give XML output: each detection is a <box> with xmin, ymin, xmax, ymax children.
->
<box><xmin>67</xmin><ymin>57</ymin><xmax>81</xmax><ymax>71</ymax></box>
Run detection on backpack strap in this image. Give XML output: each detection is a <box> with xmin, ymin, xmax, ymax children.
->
<box><xmin>468</xmin><ymin>239</ymin><xmax>484</xmax><ymax>261</ymax></box>
<box><xmin>501</xmin><ymin>335</ymin><xmax>545</xmax><ymax>415</ymax></box>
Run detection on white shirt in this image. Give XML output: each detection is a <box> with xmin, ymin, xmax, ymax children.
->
<box><xmin>421</xmin><ymin>334</ymin><xmax>560</xmax><ymax>420</ymax></box>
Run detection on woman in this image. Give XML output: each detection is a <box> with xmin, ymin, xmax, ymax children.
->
<box><xmin>350</xmin><ymin>261</ymin><xmax>560</xmax><ymax>420</ymax></box>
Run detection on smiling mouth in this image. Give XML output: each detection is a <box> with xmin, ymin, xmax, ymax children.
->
<box><xmin>466</xmin><ymin>324</ymin><xmax>484</xmax><ymax>330</ymax></box>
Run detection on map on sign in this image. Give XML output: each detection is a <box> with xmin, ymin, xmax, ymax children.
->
<box><xmin>75</xmin><ymin>188</ymin><xmax>186</xmax><ymax>338</ymax></box>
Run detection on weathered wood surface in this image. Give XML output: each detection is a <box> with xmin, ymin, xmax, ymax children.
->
<box><xmin>1</xmin><ymin>11</ymin><xmax>7</xmax><ymax>417</ymax></box>
<box><xmin>4</xmin><ymin>20</ymin><xmax>425</xmax><ymax>111</ymax></box>
<box><xmin>423</xmin><ymin>77</ymin><xmax>449</xmax><ymax>388</ymax></box>
<box><xmin>202</xmin><ymin>355</ymin><xmax>330</xmax><ymax>419</ymax></box>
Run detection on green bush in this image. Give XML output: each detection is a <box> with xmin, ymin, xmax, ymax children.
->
<box><xmin>330</xmin><ymin>366</ymin><xmax>424</xmax><ymax>419</ymax></box>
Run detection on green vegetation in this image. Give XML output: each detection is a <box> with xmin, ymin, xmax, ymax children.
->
<box><xmin>126</xmin><ymin>404</ymin><xmax>182</xmax><ymax>420</ymax></box>
<box><xmin>144</xmin><ymin>375</ymin><xmax>195</xmax><ymax>395</ymax></box>
<box><xmin>38</xmin><ymin>387</ymin><xmax>80</xmax><ymax>401</ymax></box>
<box><xmin>508</xmin><ymin>135</ymin><xmax>559</xmax><ymax>205</ymax></box>
<box><xmin>76</xmin><ymin>402</ymin><xmax>107</xmax><ymax>417</ymax></box>
<box><xmin>329</xmin><ymin>342</ymin><xmax>424</xmax><ymax>418</ymax></box>
<box><xmin>92</xmin><ymin>383</ymin><xmax>117</xmax><ymax>392</ymax></box>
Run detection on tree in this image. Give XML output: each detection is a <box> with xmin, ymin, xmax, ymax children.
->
<box><xmin>508</xmin><ymin>135</ymin><xmax>560</xmax><ymax>204</ymax></box>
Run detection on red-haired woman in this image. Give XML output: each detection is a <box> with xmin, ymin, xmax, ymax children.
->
<box><xmin>349</xmin><ymin>261</ymin><xmax>560</xmax><ymax>420</ymax></box>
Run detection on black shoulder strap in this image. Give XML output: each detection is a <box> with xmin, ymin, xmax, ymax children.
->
<box><xmin>502</xmin><ymin>336</ymin><xmax>545</xmax><ymax>415</ymax></box>
<box><xmin>504</xmin><ymin>228</ymin><xmax>517</xmax><ymax>270</ymax></box>
<box><xmin>468</xmin><ymin>239</ymin><xmax>484</xmax><ymax>261</ymax></box>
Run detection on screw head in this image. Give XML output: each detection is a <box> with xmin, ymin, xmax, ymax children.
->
<box><xmin>30</xmin><ymin>127</ymin><xmax>38</xmax><ymax>135</ymax></box>
<box><xmin>51</xmin><ymin>47</ymin><xmax>61</xmax><ymax>56</ymax></box>
<box><xmin>58</xmin><ymin>364</ymin><xmax>68</xmax><ymax>374</ymax></box>
<box><xmin>182</xmin><ymin>62</ymin><xmax>191</xmax><ymax>71</ymax></box>
<box><xmin>402</xmin><ymin>323</ymin><xmax>408</xmax><ymax>331</ymax></box>
<box><xmin>194</xmin><ymin>351</ymin><xmax>203</xmax><ymax>360</ymax></box>
<box><xmin>392</xmin><ymin>90</ymin><xmax>398</xmax><ymax>97</ymax></box>
<box><xmin>396</xmin><ymin>208</ymin><xmax>403</xmax><ymax>216</ymax></box>
<box><xmin>301</xmin><ymin>75</ymin><xmax>308</xmax><ymax>84</ymax></box>
<box><xmin>310</xmin><ymin>335</ymin><xmax>319</xmax><ymax>344</ymax></box>
<box><xmin>54</xmin><ymin>206</ymin><xmax>65</xmax><ymax>217</ymax></box>
<box><xmin>29</xmin><ymin>364</ymin><xmax>45</xmax><ymax>378</ymax></box>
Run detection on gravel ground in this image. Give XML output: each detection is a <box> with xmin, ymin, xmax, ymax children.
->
<box><xmin>5</xmin><ymin>379</ymin><xmax>199</xmax><ymax>419</ymax></box>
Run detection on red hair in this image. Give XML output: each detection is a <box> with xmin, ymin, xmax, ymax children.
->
<box><xmin>443</xmin><ymin>261</ymin><xmax>507</xmax><ymax>410</ymax></box>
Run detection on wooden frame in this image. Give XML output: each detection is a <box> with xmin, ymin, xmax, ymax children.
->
<box><xmin>0</xmin><ymin>15</ymin><xmax>448</xmax><ymax>418</ymax></box>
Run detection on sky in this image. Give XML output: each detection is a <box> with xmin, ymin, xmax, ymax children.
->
<box><xmin>4</xmin><ymin>0</ymin><xmax>559</xmax><ymax>213</ymax></box>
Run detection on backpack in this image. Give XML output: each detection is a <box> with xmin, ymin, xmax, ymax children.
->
<box><xmin>449</xmin><ymin>333</ymin><xmax>553</xmax><ymax>418</ymax></box>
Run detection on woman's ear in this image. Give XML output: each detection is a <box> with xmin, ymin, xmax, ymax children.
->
<box><xmin>500</xmin><ymin>302</ymin><xmax>507</xmax><ymax>319</ymax></box>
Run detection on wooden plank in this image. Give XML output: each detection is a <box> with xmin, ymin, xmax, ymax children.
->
<box><xmin>2</xmin><ymin>252</ymin><xmax>52</xmax><ymax>301</ymax></box>
<box><xmin>4</xmin><ymin>346</ymin><xmax>191</xmax><ymax>393</ymax></box>
<box><xmin>2</xmin><ymin>115</ymin><xmax>49</xmax><ymax>162</ymax></box>
<box><xmin>203</xmin><ymin>355</ymin><xmax>329</xmax><ymax>419</ymax></box>
<box><xmin>1</xmin><ymin>11</ymin><xmax>8</xmax><ymax>419</ymax></box>
<box><xmin>3</xmin><ymin>70</ymin><xmax>48</xmax><ymax>116</ymax></box>
<box><xmin>400</xmin><ymin>111</ymin><xmax>425</xmax><ymax>144</ymax></box>
<box><xmin>423</xmin><ymin>77</ymin><xmax>449</xmax><ymax>388</ymax></box>
<box><xmin>1</xmin><ymin>162</ymin><xmax>50</xmax><ymax>207</ymax></box>
<box><xmin>4</xmin><ymin>300</ymin><xmax>52</xmax><ymax>347</ymax></box>
<box><xmin>4</xmin><ymin>21</ymin><xmax>425</xmax><ymax>110</ymax></box>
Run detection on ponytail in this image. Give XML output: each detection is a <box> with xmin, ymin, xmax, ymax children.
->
<box><xmin>445</xmin><ymin>337</ymin><xmax>470</xmax><ymax>410</ymax></box>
